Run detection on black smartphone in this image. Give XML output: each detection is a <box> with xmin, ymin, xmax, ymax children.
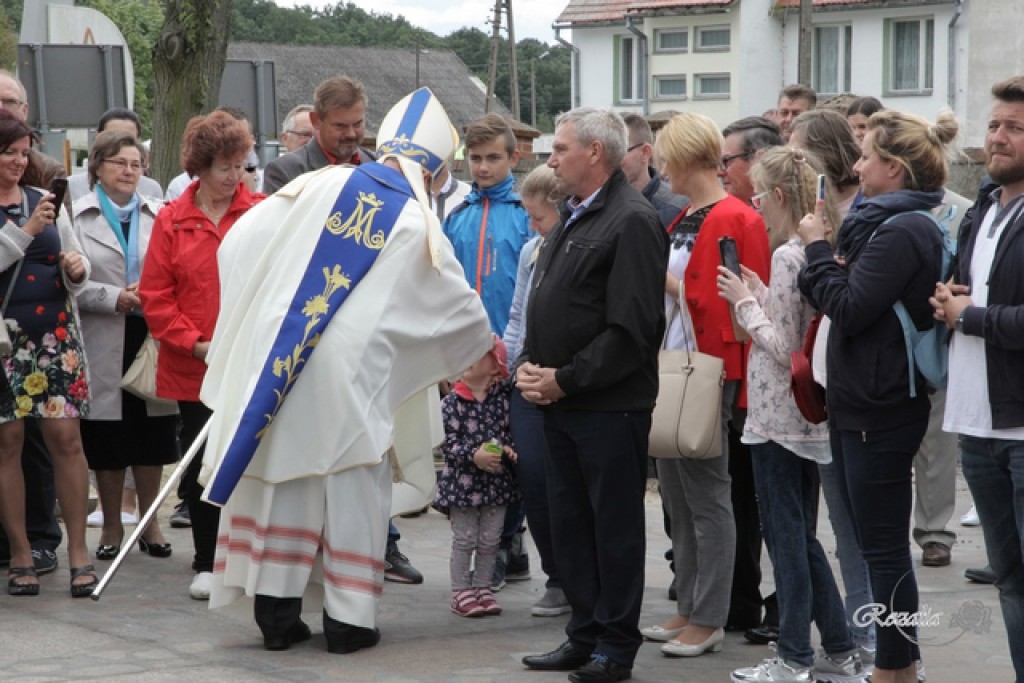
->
<box><xmin>719</xmin><ymin>236</ymin><xmax>741</xmax><ymax>277</ymax></box>
<box><xmin>49</xmin><ymin>178</ymin><xmax>68</xmax><ymax>220</ymax></box>
<box><xmin>816</xmin><ymin>173</ymin><xmax>827</xmax><ymax>202</ymax></box>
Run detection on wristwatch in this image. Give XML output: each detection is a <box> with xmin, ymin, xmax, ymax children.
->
<box><xmin>954</xmin><ymin>309</ymin><xmax>966</xmax><ymax>334</ymax></box>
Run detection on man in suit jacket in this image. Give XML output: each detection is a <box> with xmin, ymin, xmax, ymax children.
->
<box><xmin>263</xmin><ymin>75</ymin><xmax>375</xmax><ymax>194</ymax></box>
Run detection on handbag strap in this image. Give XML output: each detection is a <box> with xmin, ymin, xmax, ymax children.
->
<box><xmin>663</xmin><ymin>277</ymin><xmax>697</xmax><ymax>364</ymax></box>
<box><xmin>802</xmin><ymin>312</ymin><xmax>824</xmax><ymax>358</ymax></box>
<box><xmin>1</xmin><ymin>260</ymin><xmax>23</xmax><ymax>318</ymax></box>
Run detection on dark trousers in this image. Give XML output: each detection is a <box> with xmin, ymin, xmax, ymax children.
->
<box><xmin>544</xmin><ymin>408</ymin><xmax>649</xmax><ymax>667</ymax></box>
<box><xmin>179</xmin><ymin>400</ymin><xmax>218</xmax><ymax>573</ymax></box>
<box><xmin>834</xmin><ymin>419</ymin><xmax>927</xmax><ymax>670</ymax></box>
<box><xmin>727</xmin><ymin>423</ymin><xmax>766</xmax><ymax>628</ymax></box>
<box><xmin>0</xmin><ymin>419</ymin><xmax>62</xmax><ymax>558</ymax></box>
<box><xmin>510</xmin><ymin>388</ymin><xmax>558</xmax><ymax>586</ymax></box>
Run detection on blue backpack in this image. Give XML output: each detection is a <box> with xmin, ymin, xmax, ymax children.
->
<box><xmin>875</xmin><ymin>207</ymin><xmax>958</xmax><ymax>398</ymax></box>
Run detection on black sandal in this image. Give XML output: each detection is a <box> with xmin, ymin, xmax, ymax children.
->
<box><xmin>70</xmin><ymin>564</ymin><xmax>98</xmax><ymax>598</ymax></box>
<box><xmin>8</xmin><ymin>566</ymin><xmax>40</xmax><ymax>596</ymax></box>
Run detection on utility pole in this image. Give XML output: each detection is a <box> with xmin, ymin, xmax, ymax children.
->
<box><xmin>530</xmin><ymin>58</ymin><xmax>537</xmax><ymax>127</ymax></box>
<box><xmin>797</xmin><ymin>0</ymin><xmax>813</xmax><ymax>85</ymax></box>
<box><xmin>485</xmin><ymin>0</ymin><xmax>502</xmax><ymax>113</ymax></box>
<box><xmin>506</xmin><ymin>0</ymin><xmax>520</xmax><ymax>121</ymax></box>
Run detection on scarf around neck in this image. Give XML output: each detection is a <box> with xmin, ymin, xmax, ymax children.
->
<box><xmin>96</xmin><ymin>184</ymin><xmax>141</xmax><ymax>286</ymax></box>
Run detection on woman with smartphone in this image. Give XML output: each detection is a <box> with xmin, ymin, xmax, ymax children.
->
<box><xmin>0</xmin><ymin>109</ymin><xmax>96</xmax><ymax>597</ymax></box>
<box><xmin>717</xmin><ymin>147</ymin><xmax>861</xmax><ymax>682</ymax></box>
<box><xmin>797</xmin><ymin>109</ymin><xmax>958</xmax><ymax>683</ymax></box>
<box><xmin>73</xmin><ymin>130</ymin><xmax>177</xmax><ymax>564</ymax></box>
<box><xmin>639</xmin><ymin>112</ymin><xmax>770</xmax><ymax>659</ymax></box>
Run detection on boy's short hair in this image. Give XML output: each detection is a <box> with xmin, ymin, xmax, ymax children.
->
<box><xmin>464</xmin><ymin>113</ymin><xmax>517</xmax><ymax>156</ymax></box>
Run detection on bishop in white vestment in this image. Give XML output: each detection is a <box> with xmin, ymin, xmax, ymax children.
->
<box><xmin>198</xmin><ymin>88</ymin><xmax>491</xmax><ymax>652</ymax></box>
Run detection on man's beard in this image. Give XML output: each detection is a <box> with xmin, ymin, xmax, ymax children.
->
<box><xmin>986</xmin><ymin>150</ymin><xmax>1024</xmax><ymax>187</ymax></box>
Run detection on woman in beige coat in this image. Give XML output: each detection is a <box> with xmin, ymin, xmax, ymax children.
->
<box><xmin>74</xmin><ymin>131</ymin><xmax>177</xmax><ymax>563</ymax></box>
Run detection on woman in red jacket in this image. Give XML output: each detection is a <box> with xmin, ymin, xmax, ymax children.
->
<box><xmin>140</xmin><ymin>111</ymin><xmax>264</xmax><ymax>600</ymax></box>
<box><xmin>641</xmin><ymin>111</ymin><xmax>771</xmax><ymax>659</ymax></box>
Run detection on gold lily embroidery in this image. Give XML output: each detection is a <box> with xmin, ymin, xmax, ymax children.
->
<box><xmin>258</xmin><ymin>265</ymin><xmax>352</xmax><ymax>437</ymax></box>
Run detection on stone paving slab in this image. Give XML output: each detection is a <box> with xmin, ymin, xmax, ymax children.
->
<box><xmin>0</xmin><ymin>470</ymin><xmax>1014</xmax><ymax>682</ymax></box>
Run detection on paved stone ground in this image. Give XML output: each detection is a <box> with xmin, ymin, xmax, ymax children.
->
<box><xmin>0</xmin><ymin>469</ymin><xmax>1013</xmax><ymax>682</ymax></box>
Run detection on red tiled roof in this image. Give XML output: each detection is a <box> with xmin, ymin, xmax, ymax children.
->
<box><xmin>774</xmin><ymin>0</ymin><xmax>935</xmax><ymax>7</ymax></box>
<box><xmin>556</xmin><ymin>0</ymin><xmax>733</xmax><ymax>25</ymax></box>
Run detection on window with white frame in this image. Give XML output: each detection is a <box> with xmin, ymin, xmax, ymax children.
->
<box><xmin>887</xmin><ymin>17</ymin><xmax>934</xmax><ymax>94</ymax></box>
<box><xmin>655</xmin><ymin>29</ymin><xmax>688</xmax><ymax>53</ymax></box>
<box><xmin>617</xmin><ymin>35</ymin><xmax>642</xmax><ymax>103</ymax></box>
<box><xmin>695</xmin><ymin>25</ymin><xmax>730</xmax><ymax>52</ymax></box>
<box><xmin>695</xmin><ymin>73</ymin><xmax>730</xmax><ymax>99</ymax></box>
<box><xmin>654</xmin><ymin>75</ymin><xmax>687</xmax><ymax>100</ymax></box>
<box><xmin>814</xmin><ymin>25</ymin><xmax>852</xmax><ymax>96</ymax></box>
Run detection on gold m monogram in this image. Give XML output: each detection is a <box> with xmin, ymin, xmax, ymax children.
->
<box><xmin>325</xmin><ymin>191</ymin><xmax>386</xmax><ymax>250</ymax></box>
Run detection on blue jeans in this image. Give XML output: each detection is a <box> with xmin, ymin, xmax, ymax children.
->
<box><xmin>752</xmin><ymin>441</ymin><xmax>854</xmax><ymax>666</ymax></box>
<box><xmin>959</xmin><ymin>435</ymin><xmax>1024</xmax><ymax>681</ymax></box>
<box><xmin>819</xmin><ymin>458</ymin><xmax>875</xmax><ymax>650</ymax></box>
<box><xmin>836</xmin><ymin>418</ymin><xmax>927</xmax><ymax>670</ymax></box>
<box><xmin>510</xmin><ymin>388</ymin><xmax>559</xmax><ymax>587</ymax></box>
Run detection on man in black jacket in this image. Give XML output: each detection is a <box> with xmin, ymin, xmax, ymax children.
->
<box><xmin>518</xmin><ymin>108</ymin><xmax>668</xmax><ymax>683</ymax></box>
<box><xmin>931</xmin><ymin>75</ymin><xmax>1024</xmax><ymax>683</ymax></box>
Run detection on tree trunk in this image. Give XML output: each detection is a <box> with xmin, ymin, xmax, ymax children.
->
<box><xmin>150</xmin><ymin>0</ymin><xmax>234</xmax><ymax>187</ymax></box>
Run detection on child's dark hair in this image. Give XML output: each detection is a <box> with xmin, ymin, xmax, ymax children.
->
<box><xmin>465</xmin><ymin>113</ymin><xmax>517</xmax><ymax>156</ymax></box>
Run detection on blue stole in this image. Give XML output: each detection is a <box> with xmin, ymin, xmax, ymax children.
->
<box><xmin>95</xmin><ymin>186</ymin><xmax>141</xmax><ymax>286</ymax></box>
<box><xmin>205</xmin><ymin>164</ymin><xmax>411</xmax><ymax>505</ymax></box>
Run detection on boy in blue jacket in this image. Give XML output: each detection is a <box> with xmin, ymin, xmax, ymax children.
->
<box><xmin>443</xmin><ymin>114</ymin><xmax>531</xmax><ymax>335</ymax></box>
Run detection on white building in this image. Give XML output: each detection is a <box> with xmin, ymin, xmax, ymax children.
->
<box><xmin>554</xmin><ymin>0</ymin><xmax>1024</xmax><ymax>148</ymax></box>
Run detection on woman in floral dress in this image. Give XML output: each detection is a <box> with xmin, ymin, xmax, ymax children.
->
<box><xmin>0</xmin><ymin>110</ymin><xmax>95</xmax><ymax>597</ymax></box>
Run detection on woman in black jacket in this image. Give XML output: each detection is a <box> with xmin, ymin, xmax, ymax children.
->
<box><xmin>797</xmin><ymin>108</ymin><xmax>958</xmax><ymax>683</ymax></box>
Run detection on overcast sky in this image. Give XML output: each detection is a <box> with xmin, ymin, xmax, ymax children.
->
<box><xmin>274</xmin><ymin>0</ymin><xmax>567</xmax><ymax>44</ymax></box>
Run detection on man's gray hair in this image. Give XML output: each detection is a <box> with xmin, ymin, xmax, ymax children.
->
<box><xmin>555</xmin><ymin>107</ymin><xmax>628</xmax><ymax>169</ymax></box>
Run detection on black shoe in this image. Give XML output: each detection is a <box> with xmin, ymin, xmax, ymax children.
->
<box><xmin>323</xmin><ymin>619</ymin><xmax>381</xmax><ymax>654</ymax></box>
<box><xmin>522</xmin><ymin>640</ymin><xmax>593</xmax><ymax>671</ymax></box>
<box><xmin>743</xmin><ymin>624</ymin><xmax>780</xmax><ymax>645</ymax></box>
<box><xmin>568</xmin><ymin>655</ymin><xmax>632</xmax><ymax>683</ymax></box>
<box><xmin>383</xmin><ymin>546</ymin><xmax>423</xmax><ymax>584</ymax></box>
<box><xmin>965</xmin><ymin>564</ymin><xmax>997</xmax><ymax>584</ymax></box>
<box><xmin>170</xmin><ymin>501</ymin><xmax>191</xmax><ymax>528</ymax></box>
<box><xmin>31</xmin><ymin>548</ymin><xmax>58</xmax><ymax>575</ymax></box>
<box><xmin>139</xmin><ymin>539</ymin><xmax>173</xmax><ymax>558</ymax></box>
<box><xmin>264</xmin><ymin>620</ymin><xmax>312</xmax><ymax>651</ymax></box>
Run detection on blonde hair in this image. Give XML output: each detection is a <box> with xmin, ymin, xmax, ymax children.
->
<box><xmin>520</xmin><ymin>164</ymin><xmax>563</xmax><ymax>205</ymax></box>
<box><xmin>653</xmin><ymin>111</ymin><xmax>722</xmax><ymax>175</ymax></box>
<box><xmin>866</xmin><ymin>108</ymin><xmax>958</xmax><ymax>191</ymax></box>
<box><xmin>750</xmin><ymin>146</ymin><xmax>837</xmax><ymax>248</ymax></box>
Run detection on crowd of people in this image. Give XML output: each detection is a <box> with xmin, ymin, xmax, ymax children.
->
<box><xmin>0</xmin><ymin>62</ymin><xmax>1021</xmax><ymax>683</ymax></box>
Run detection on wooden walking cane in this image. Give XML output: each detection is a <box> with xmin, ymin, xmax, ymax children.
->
<box><xmin>91</xmin><ymin>419</ymin><xmax>212</xmax><ymax>601</ymax></box>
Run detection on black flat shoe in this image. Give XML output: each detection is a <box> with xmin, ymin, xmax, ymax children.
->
<box><xmin>139</xmin><ymin>539</ymin><xmax>172</xmax><ymax>558</ymax></box>
<box><xmin>522</xmin><ymin>640</ymin><xmax>593</xmax><ymax>671</ymax></box>
<box><xmin>323</xmin><ymin>611</ymin><xmax>381</xmax><ymax>654</ymax></box>
<box><xmin>95</xmin><ymin>544</ymin><xmax>121</xmax><ymax>560</ymax></box>
<box><xmin>8</xmin><ymin>566</ymin><xmax>40</xmax><ymax>596</ymax></box>
<box><xmin>70</xmin><ymin>564</ymin><xmax>98</xmax><ymax>598</ymax></box>
<box><xmin>264</xmin><ymin>620</ymin><xmax>312</xmax><ymax>651</ymax></box>
<box><xmin>569</xmin><ymin>656</ymin><xmax>632</xmax><ymax>683</ymax></box>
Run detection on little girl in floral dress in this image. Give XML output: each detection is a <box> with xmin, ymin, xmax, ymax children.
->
<box><xmin>435</xmin><ymin>336</ymin><xmax>518</xmax><ymax>617</ymax></box>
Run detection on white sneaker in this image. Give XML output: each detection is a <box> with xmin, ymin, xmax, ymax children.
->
<box><xmin>732</xmin><ymin>644</ymin><xmax>812</xmax><ymax>683</ymax></box>
<box><xmin>189</xmin><ymin>571</ymin><xmax>214</xmax><ymax>600</ymax></box>
<box><xmin>121</xmin><ymin>511</ymin><xmax>138</xmax><ymax>525</ymax></box>
<box><xmin>86</xmin><ymin>510</ymin><xmax>104</xmax><ymax>527</ymax></box>
<box><xmin>814</xmin><ymin>648</ymin><xmax>865</xmax><ymax>682</ymax></box>
<box><xmin>960</xmin><ymin>505</ymin><xmax>980</xmax><ymax>527</ymax></box>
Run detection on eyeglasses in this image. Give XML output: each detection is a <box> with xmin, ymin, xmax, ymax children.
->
<box><xmin>103</xmin><ymin>158</ymin><xmax>143</xmax><ymax>172</ymax></box>
<box><xmin>626</xmin><ymin>142</ymin><xmax>645</xmax><ymax>153</ymax></box>
<box><xmin>0</xmin><ymin>97</ymin><xmax>24</xmax><ymax>109</ymax></box>
<box><xmin>750</xmin><ymin>191</ymin><xmax>770</xmax><ymax>211</ymax></box>
<box><xmin>286</xmin><ymin>129</ymin><xmax>314</xmax><ymax>139</ymax></box>
<box><xmin>720</xmin><ymin>152</ymin><xmax>752</xmax><ymax>171</ymax></box>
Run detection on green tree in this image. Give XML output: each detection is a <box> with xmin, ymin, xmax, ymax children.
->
<box><xmin>0</xmin><ymin>6</ymin><xmax>17</xmax><ymax>72</ymax></box>
<box><xmin>80</xmin><ymin>0</ymin><xmax>165</xmax><ymax>137</ymax></box>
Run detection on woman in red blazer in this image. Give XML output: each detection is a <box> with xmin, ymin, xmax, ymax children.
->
<box><xmin>639</xmin><ymin>112</ymin><xmax>770</xmax><ymax>659</ymax></box>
